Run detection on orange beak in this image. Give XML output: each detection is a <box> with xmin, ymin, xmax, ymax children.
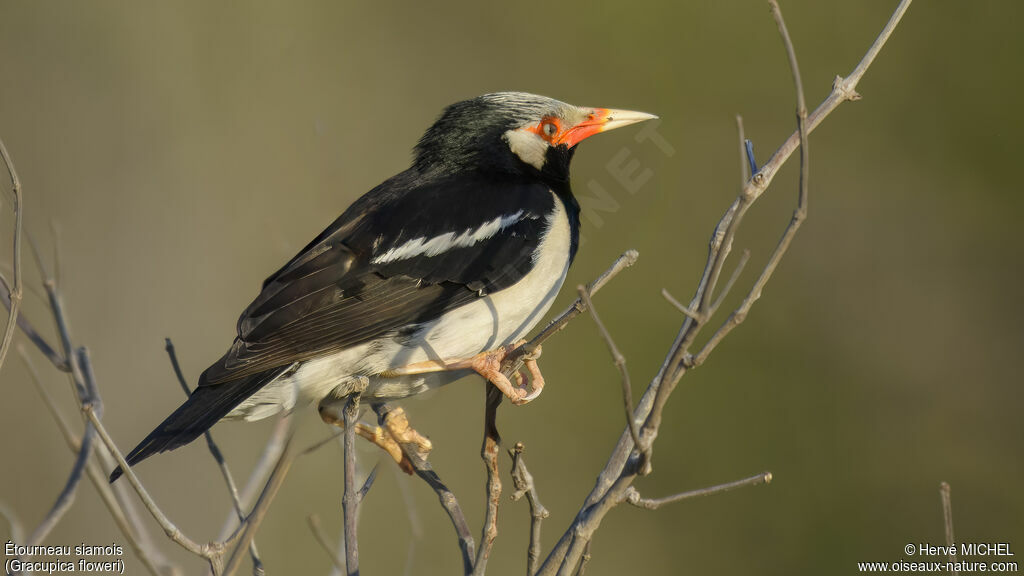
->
<box><xmin>557</xmin><ymin>108</ymin><xmax>658</xmax><ymax>148</ymax></box>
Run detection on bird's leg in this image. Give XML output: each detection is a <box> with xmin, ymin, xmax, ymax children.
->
<box><xmin>382</xmin><ymin>341</ymin><xmax>545</xmax><ymax>405</ymax></box>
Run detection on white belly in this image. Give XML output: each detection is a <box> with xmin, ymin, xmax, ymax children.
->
<box><xmin>230</xmin><ymin>191</ymin><xmax>572</xmax><ymax>419</ymax></box>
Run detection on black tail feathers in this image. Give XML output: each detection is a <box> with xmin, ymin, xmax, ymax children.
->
<box><xmin>108</xmin><ymin>366</ymin><xmax>288</xmax><ymax>482</ymax></box>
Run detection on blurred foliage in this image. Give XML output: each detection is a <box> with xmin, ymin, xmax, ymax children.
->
<box><xmin>1</xmin><ymin>1</ymin><xmax>1021</xmax><ymax>575</ymax></box>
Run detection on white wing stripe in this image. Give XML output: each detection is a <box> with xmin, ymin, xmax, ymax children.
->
<box><xmin>372</xmin><ymin>210</ymin><xmax>526</xmax><ymax>265</ymax></box>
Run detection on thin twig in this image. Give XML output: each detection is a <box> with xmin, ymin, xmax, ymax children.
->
<box><xmin>83</xmin><ymin>459</ymin><xmax>175</xmax><ymax>576</ymax></box>
<box><xmin>373</xmin><ymin>403</ymin><xmax>476</xmax><ymax>575</ymax></box>
<box><xmin>83</xmin><ymin>404</ymin><xmax>215</xmax><ymax>561</ymax></box>
<box><xmin>660</xmin><ymin>288</ymin><xmax>702</xmax><ymax>321</ymax></box>
<box><xmin>20</xmin><ymin>347</ymin><xmax>172</xmax><ymax>576</ymax></box>
<box><xmin>707</xmin><ymin>249</ymin><xmax>750</xmax><ymax>316</ymax></box>
<box><xmin>21</xmin><ymin>226</ymin><xmax>180</xmax><ymax>574</ymax></box>
<box><xmin>358</xmin><ymin>464</ymin><xmax>379</xmax><ymax>502</ymax></box>
<box><xmin>940</xmin><ymin>482</ymin><xmax>958</xmax><ymax>573</ymax></box>
<box><xmin>394</xmin><ymin>464</ymin><xmax>423</xmax><ymax>576</ymax></box>
<box><xmin>624</xmin><ymin>472</ymin><xmax>772</xmax><ymax>510</ymax></box>
<box><xmin>411</xmin><ymin>465</ymin><xmax>475</xmax><ymax>575</ymax></box>
<box><xmin>166</xmin><ymin>338</ymin><xmax>263</xmax><ymax>573</ymax></box>
<box><xmin>222</xmin><ymin>432</ymin><xmax>297</xmax><ymax>576</ymax></box>
<box><xmin>509</xmin><ymin>443</ymin><xmax>548</xmax><ymax>576</ymax></box>
<box><xmin>20</xmin><ymin>347</ymin><xmax>76</xmax><ymax>448</ymax></box>
<box><xmin>769</xmin><ymin>0</ymin><xmax>810</xmax><ymax>210</ymax></box>
<box><xmin>0</xmin><ymin>501</ymin><xmax>24</xmax><ymax>544</ymax></box>
<box><xmin>691</xmin><ymin>0</ymin><xmax>810</xmax><ymax>368</ymax></box>
<box><xmin>215</xmin><ymin>416</ymin><xmax>292</xmax><ymax>542</ymax></box>
<box><xmin>503</xmin><ymin>250</ymin><xmax>639</xmax><ymax>374</ymax></box>
<box><xmin>50</xmin><ymin>221</ymin><xmax>63</xmax><ymax>291</ymax></box>
<box><xmin>736</xmin><ymin>115</ymin><xmax>749</xmax><ymax>185</ymax></box>
<box><xmin>0</xmin><ymin>277</ymin><xmax>67</xmax><ymax>370</ymax></box>
<box><xmin>0</xmin><ymin>135</ymin><xmax>24</xmax><ymax>375</ymax></box>
<box><xmin>24</xmin><ymin>348</ymin><xmax>100</xmax><ymax>547</ymax></box>
<box><xmin>472</xmin><ymin>386</ymin><xmax>503</xmax><ymax>576</ymax></box>
<box><xmin>301</xmin><ymin>434</ymin><xmax>374</xmax><ymax>573</ymax></box>
<box><xmin>646</xmin><ymin>0</ymin><xmax>814</xmax><ymax>440</ymax></box>
<box><xmin>342</xmin><ymin>395</ymin><xmax>361</xmax><ymax>576</ymax></box>
<box><xmin>578</xmin><ymin>285</ymin><xmax>643</xmax><ymax>468</ymax></box>
<box><xmin>308</xmin><ymin>514</ymin><xmax>346</xmax><ymax>571</ymax></box>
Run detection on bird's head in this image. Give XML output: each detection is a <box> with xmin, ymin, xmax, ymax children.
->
<box><xmin>414</xmin><ymin>92</ymin><xmax>657</xmax><ymax>183</ymax></box>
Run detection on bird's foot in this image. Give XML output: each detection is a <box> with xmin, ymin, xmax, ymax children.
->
<box><xmin>318</xmin><ymin>403</ymin><xmax>430</xmax><ymax>475</ymax></box>
<box><xmin>469</xmin><ymin>340</ymin><xmax>545</xmax><ymax>405</ymax></box>
<box><xmin>379</xmin><ymin>405</ymin><xmax>433</xmax><ymax>473</ymax></box>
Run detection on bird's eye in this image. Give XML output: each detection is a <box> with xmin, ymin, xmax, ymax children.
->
<box><xmin>542</xmin><ymin>122</ymin><xmax>558</xmax><ymax>138</ymax></box>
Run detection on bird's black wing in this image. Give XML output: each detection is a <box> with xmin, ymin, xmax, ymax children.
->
<box><xmin>201</xmin><ymin>171</ymin><xmax>556</xmax><ymax>385</ymax></box>
<box><xmin>110</xmin><ymin>172</ymin><xmax>558</xmax><ymax>481</ymax></box>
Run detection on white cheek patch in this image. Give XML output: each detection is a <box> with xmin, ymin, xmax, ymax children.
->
<box><xmin>504</xmin><ymin>128</ymin><xmax>549</xmax><ymax>170</ymax></box>
<box><xmin>372</xmin><ymin>210</ymin><xmax>526</xmax><ymax>264</ymax></box>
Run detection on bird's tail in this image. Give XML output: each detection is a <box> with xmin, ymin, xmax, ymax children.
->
<box><xmin>108</xmin><ymin>366</ymin><xmax>289</xmax><ymax>483</ymax></box>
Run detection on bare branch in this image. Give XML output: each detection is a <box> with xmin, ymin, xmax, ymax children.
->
<box><xmin>393</xmin><ymin>464</ymin><xmax>423</xmax><ymax>576</ymax></box>
<box><xmin>0</xmin><ymin>135</ymin><xmax>24</xmax><ymax>375</ymax></box>
<box><xmin>358</xmin><ymin>464</ymin><xmax>379</xmax><ymax>502</ymax></box>
<box><xmin>84</xmin><ymin>404</ymin><xmax>215</xmax><ymax>562</ymax></box>
<box><xmin>166</xmin><ymin>338</ymin><xmax>263</xmax><ymax>573</ymax></box>
<box><xmin>940</xmin><ymin>482</ymin><xmax>958</xmax><ymax>573</ymax></box>
<box><xmin>472</xmin><ymin>386</ymin><xmax>503</xmax><ymax>576</ymax></box>
<box><xmin>0</xmin><ymin>501</ymin><xmax>24</xmax><ymax>545</ymax></box>
<box><xmin>707</xmin><ymin>249</ymin><xmax>750</xmax><ymax>317</ymax></box>
<box><xmin>578</xmin><ymin>285</ymin><xmax>643</xmax><ymax>469</ymax></box>
<box><xmin>20</xmin><ymin>347</ymin><xmax>173</xmax><ymax>575</ymax></box>
<box><xmin>84</xmin><ymin>460</ymin><xmax>175</xmax><ymax>576</ymax></box>
<box><xmin>736</xmin><ymin>115</ymin><xmax>749</xmax><ymax>184</ymax></box>
<box><xmin>509</xmin><ymin>443</ymin><xmax>548</xmax><ymax>576</ymax></box>
<box><xmin>506</xmin><ymin>250</ymin><xmax>639</xmax><ymax>369</ymax></box>
<box><xmin>309</xmin><ymin>444</ymin><xmax>378</xmax><ymax>574</ymax></box>
<box><xmin>370</xmin><ymin>402</ymin><xmax>475</xmax><ymax>574</ymax></box>
<box><xmin>20</xmin><ymin>347</ymin><xmax>76</xmax><ymax>447</ymax></box>
<box><xmin>0</xmin><ymin>278</ymin><xmax>67</xmax><ymax>370</ymax></box>
<box><xmin>24</xmin><ymin>349</ymin><xmax>100</xmax><ymax>547</ymax></box>
<box><xmin>769</xmin><ymin>0</ymin><xmax>810</xmax><ymax>205</ymax></box>
<box><xmin>692</xmin><ymin>0</ymin><xmax>811</xmax><ymax>368</ymax></box>
<box><xmin>342</xmin><ymin>395</ymin><xmax>361</xmax><ymax>576</ymax></box>
<box><xmin>624</xmin><ymin>472</ymin><xmax>772</xmax><ymax>510</ymax></box>
<box><xmin>411</xmin><ymin>465</ymin><xmax>474</xmax><ymax>574</ymax></box>
<box><xmin>660</xmin><ymin>288</ymin><xmax>702</xmax><ymax>322</ymax></box>
<box><xmin>222</xmin><ymin>432</ymin><xmax>297</xmax><ymax>576</ymax></box>
<box><xmin>215</xmin><ymin>417</ymin><xmax>292</xmax><ymax>543</ymax></box>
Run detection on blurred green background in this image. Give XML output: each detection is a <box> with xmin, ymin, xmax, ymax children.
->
<box><xmin>1</xmin><ymin>1</ymin><xmax>1021</xmax><ymax>574</ymax></box>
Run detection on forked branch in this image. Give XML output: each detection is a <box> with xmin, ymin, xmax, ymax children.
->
<box><xmin>534</xmin><ymin>2</ymin><xmax>912</xmax><ymax>574</ymax></box>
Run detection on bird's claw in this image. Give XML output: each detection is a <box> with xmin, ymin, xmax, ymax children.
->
<box><xmin>471</xmin><ymin>340</ymin><xmax>545</xmax><ymax>405</ymax></box>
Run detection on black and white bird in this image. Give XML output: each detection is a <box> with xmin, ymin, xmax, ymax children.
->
<box><xmin>110</xmin><ymin>92</ymin><xmax>655</xmax><ymax>481</ymax></box>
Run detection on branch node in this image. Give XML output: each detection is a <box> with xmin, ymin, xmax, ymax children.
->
<box><xmin>833</xmin><ymin>75</ymin><xmax>862</xmax><ymax>101</ymax></box>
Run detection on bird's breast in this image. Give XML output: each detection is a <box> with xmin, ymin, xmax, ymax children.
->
<box><xmin>409</xmin><ymin>189</ymin><xmax>573</xmax><ymax>361</ymax></box>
